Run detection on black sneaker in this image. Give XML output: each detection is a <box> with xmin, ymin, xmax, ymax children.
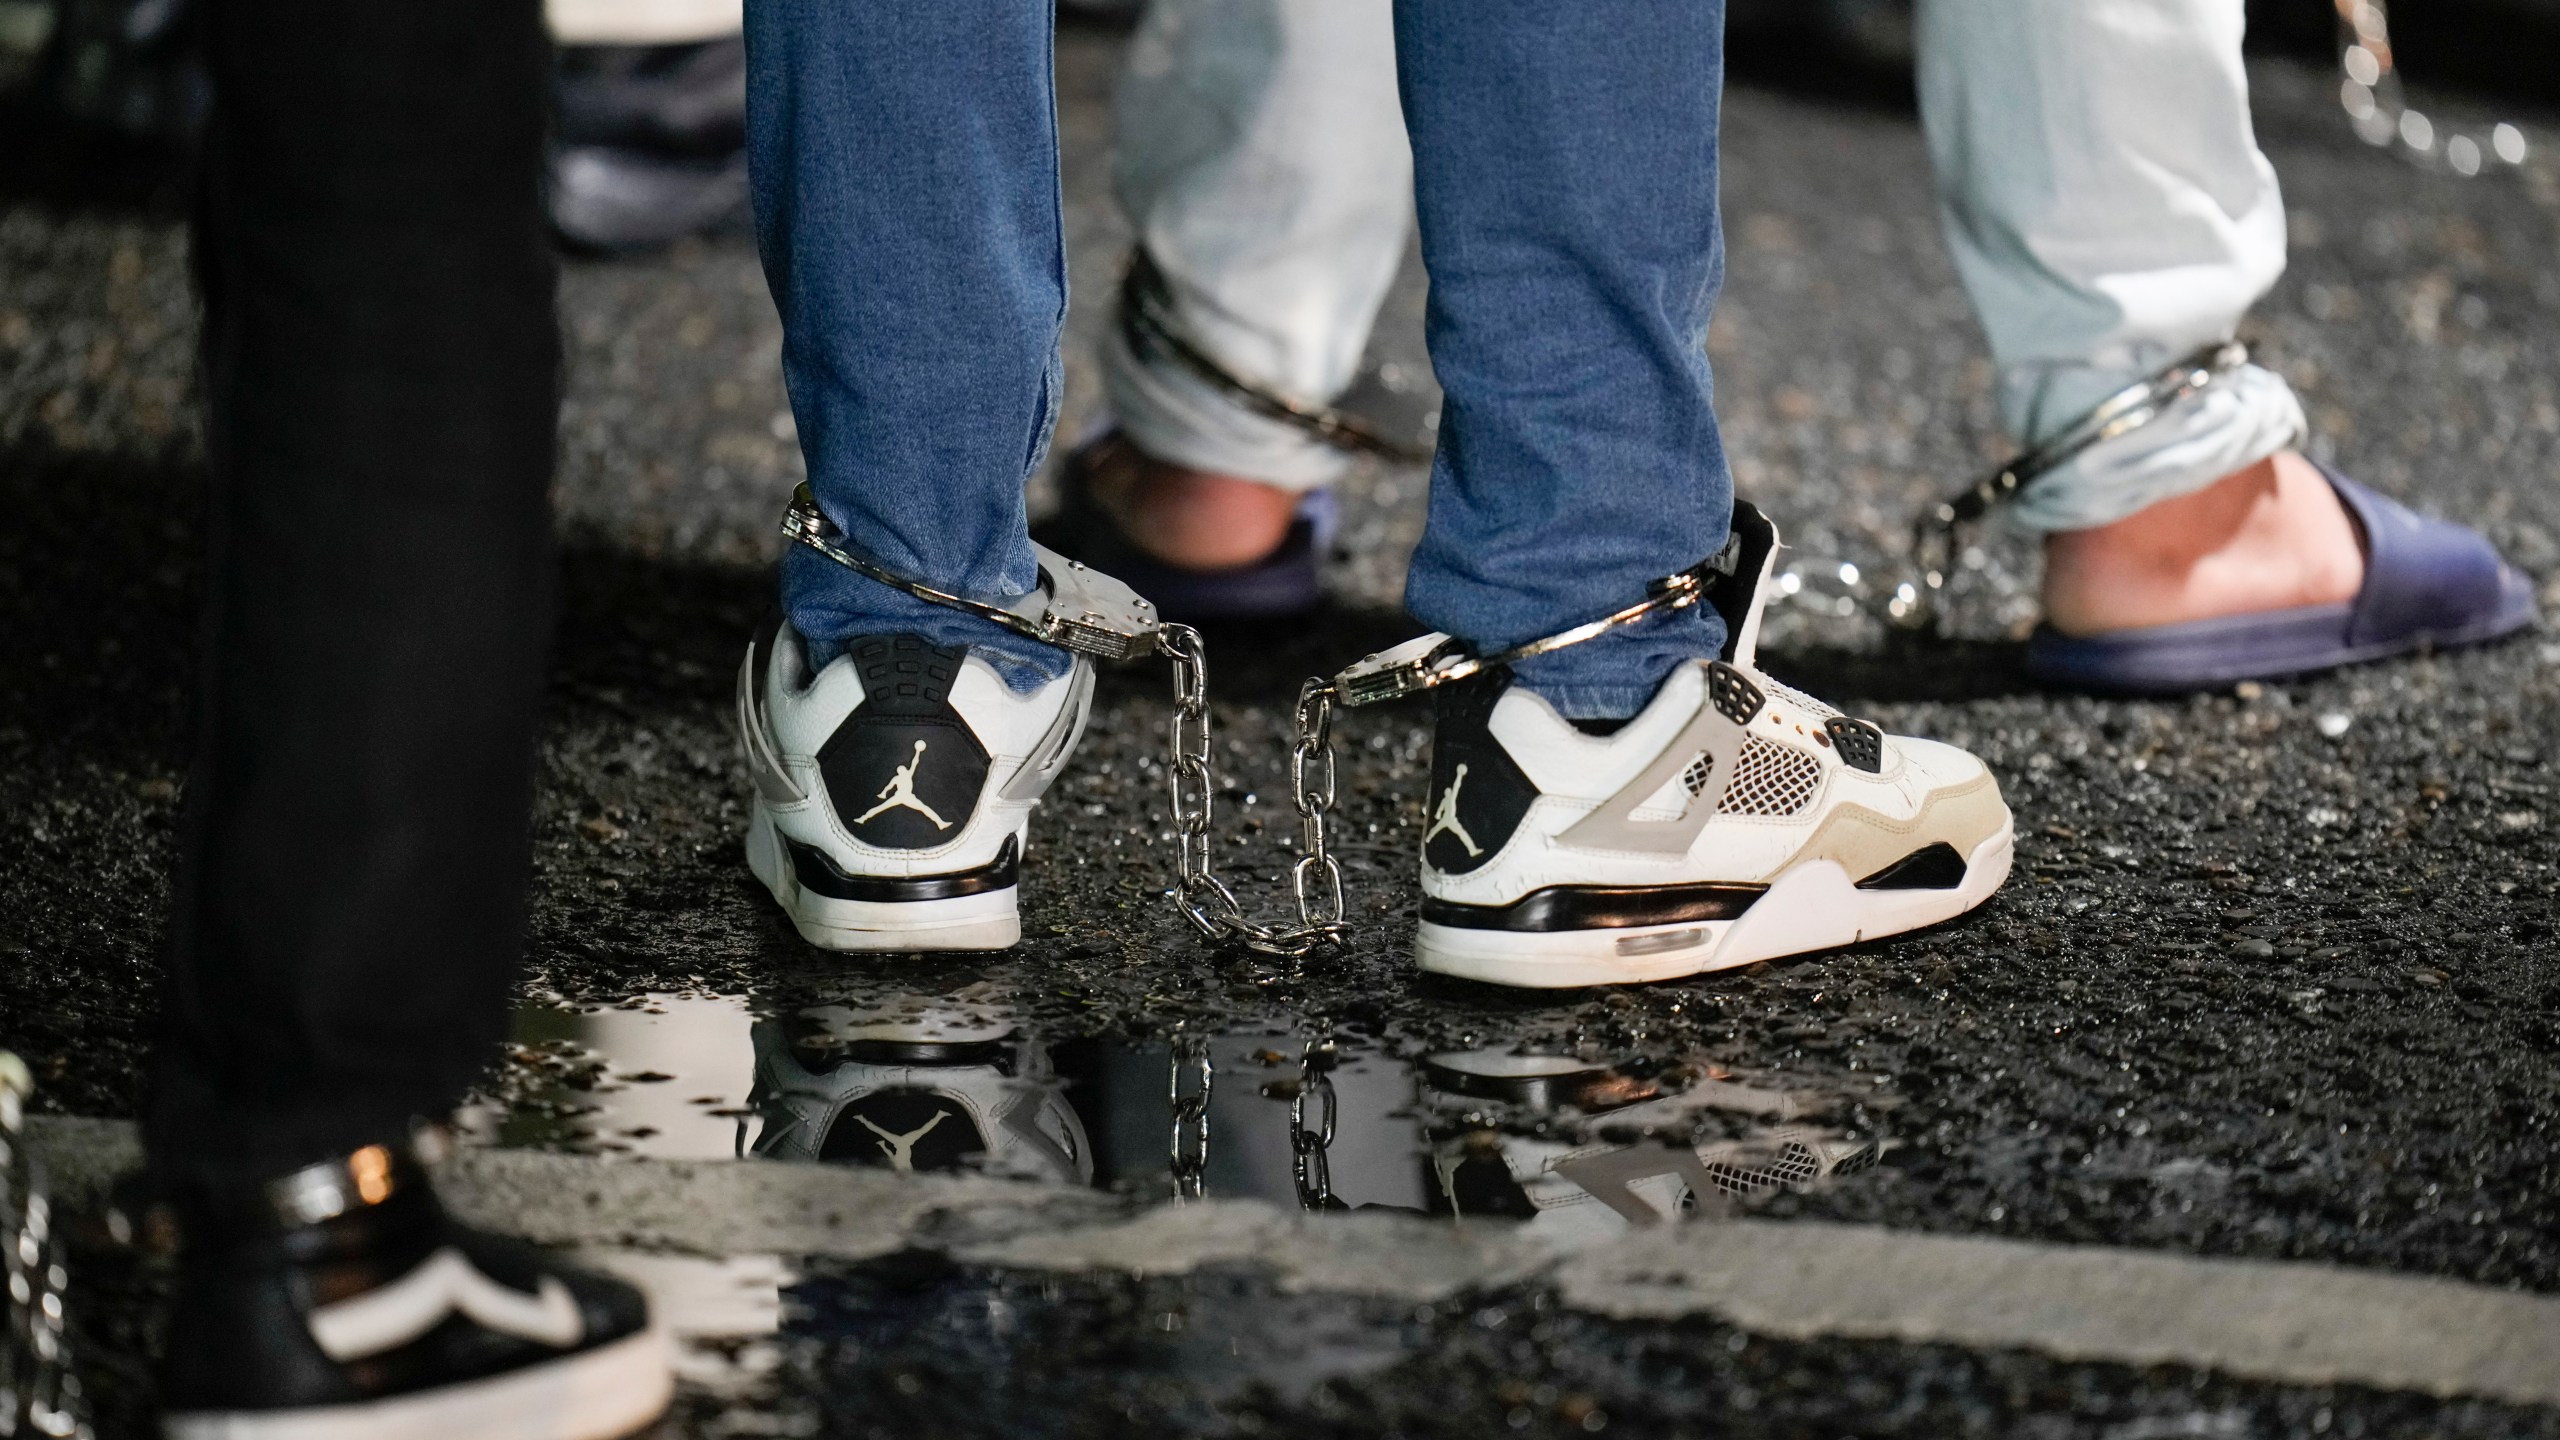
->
<box><xmin>158</xmin><ymin>1140</ymin><xmax>672</xmax><ymax>1440</ymax></box>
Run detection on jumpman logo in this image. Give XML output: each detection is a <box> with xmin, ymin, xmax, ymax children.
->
<box><xmin>853</xmin><ymin>739</ymin><xmax>953</xmax><ymax>830</ymax></box>
<box><xmin>855</xmin><ymin>1110</ymin><xmax>949</xmax><ymax>1172</ymax></box>
<box><xmin>1425</xmin><ymin>764</ymin><xmax>1484</xmax><ymax>857</ymax></box>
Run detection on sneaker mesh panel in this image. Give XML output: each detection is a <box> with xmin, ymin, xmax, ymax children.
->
<box><xmin>1719</xmin><ymin>736</ymin><xmax>1823</xmax><ymax>817</ymax></box>
<box><xmin>1762</xmin><ymin>678</ymin><xmax>1840</xmax><ymax>720</ymax></box>
<box><xmin>1693</xmin><ymin>1129</ymin><xmax>1880</xmax><ymax>1199</ymax></box>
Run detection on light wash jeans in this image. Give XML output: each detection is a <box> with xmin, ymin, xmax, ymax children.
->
<box><xmin>1111</xmin><ymin>0</ymin><xmax>2307</xmax><ymax>533</ymax></box>
<box><xmin>748</xmin><ymin>0</ymin><xmax>1733</xmax><ymax>717</ymax></box>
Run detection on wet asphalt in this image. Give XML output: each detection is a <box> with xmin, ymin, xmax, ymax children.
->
<box><xmin>6</xmin><ymin>13</ymin><xmax>2560</xmax><ymax>1437</ymax></box>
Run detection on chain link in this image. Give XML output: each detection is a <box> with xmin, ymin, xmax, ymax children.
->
<box><xmin>2</xmin><ymin>1054</ymin><xmax>92</xmax><ymax>1440</ymax></box>
<box><xmin>784</xmin><ymin>489</ymin><xmax>1717</xmax><ymax>959</ymax></box>
<box><xmin>1167</xmin><ymin>1033</ymin><xmax>1213</xmax><ymax>1203</ymax></box>
<box><xmin>2334</xmin><ymin>0</ymin><xmax>2530</xmax><ymax>176</ymax></box>
<box><xmin>1121</xmin><ymin>251</ymin><xmax>1433</xmax><ymax>464</ymax></box>
<box><xmin>1288</xmin><ymin>1038</ymin><xmax>1342</xmax><ymax>1212</ymax></box>
<box><xmin>1157</xmin><ymin>625</ymin><xmax>1347</xmax><ymax>958</ymax></box>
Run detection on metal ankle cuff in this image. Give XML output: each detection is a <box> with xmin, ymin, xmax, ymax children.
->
<box><xmin>262</xmin><ymin>1125</ymin><xmax>447</xmax><ymax>1229</ymax></box>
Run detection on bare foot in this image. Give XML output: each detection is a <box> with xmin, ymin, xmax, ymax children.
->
<box><xmin>1081</xmin><ymin>435</ymin><xmax>1299</xmax><ymax>571</ymax></box>
<box><xmin>2041</xmin><ymin>451</ymin><xmax>2366</xmax><ymax>637</ymax></box>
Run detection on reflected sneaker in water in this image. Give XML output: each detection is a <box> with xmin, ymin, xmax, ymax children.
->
<box><xmin>159</xmin><ymin>1143</ymin><xmax>671</xmax><ymax>1440</ymax></box>
<box><xmin>1414</xmin><ymin>503</ymin><xmax>2013</xmax><ymax>988</ymax></box>
<box><xmin>1419</xmin><ymin>1051</ymin><xmax>1880</xmax><ymax>1237</ymax></box>
<box><xmin>744</xmin><ymin>1006</ymin><xmax>1093</xmax><ymax>1185</ymax></box>
<box><xmin>737</xmin><ymin>619</ymin><xmax>1091</xmax><ymax>951</ymax></box>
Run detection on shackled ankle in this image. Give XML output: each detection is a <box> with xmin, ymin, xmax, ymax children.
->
<box><xmin>1083</xmin><ymin>435</ymin><xmax>1299</xmax><ymax>571</ymax></box>
<box><xmin>2039</xmin><ymin>452</ymin><xmax>2365</xmax><ymax>637</ymax></box>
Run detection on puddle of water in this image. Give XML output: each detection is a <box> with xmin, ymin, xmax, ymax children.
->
<box><xmin>457</xmin><ymin>990</ymin><xmax>1887</xmax><ymax>1230</ymax></box>
<box><xmin>462</xmin><ymin>987</ymin><xmax>1893</xmax><ymax>1409</ymax></box>
<box><xmin>464</xmin><ymin>994</ymin><xmax>760</xmax><ymax>1160</ymax></box>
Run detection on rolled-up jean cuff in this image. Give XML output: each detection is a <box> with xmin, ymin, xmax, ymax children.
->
<box><xmin>1100</xmin><ymin>325</ymin><xmax>1354</xmax><ymax>493</ymax></box>
<box><xmin>2002</xmin><ymin>362</ymin><xmax>2308</xmax><ymax>533</ymax></box>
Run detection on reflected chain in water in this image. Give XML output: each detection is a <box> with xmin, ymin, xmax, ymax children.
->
<box><xmin>1288</xmin><ymin>1039</ymin><xmax>1342</xmax><ymax>1213</ymax></box>
<box><xmin>2</xmin><ymin>1053</ymin><xmax>93</xmax><ymax>1440</ymax></box>
<box><xmin>1168</xmin><ymin>1033</ymin><xmax>1213</xmax><ymax>1203</ymax></box>
<box><xmin>2335</xmin><ymin>0</ymin><xmax>2530</xmax><ymax>176</ymax></box>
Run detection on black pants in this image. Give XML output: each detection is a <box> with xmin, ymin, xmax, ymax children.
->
<box><xmin>147</xmin><ymin>0</ymin><xmax>558</xmax><ymax>1186</ymax></box>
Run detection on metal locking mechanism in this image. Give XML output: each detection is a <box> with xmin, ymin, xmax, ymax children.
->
<box><xmin>784</xmin><ymin>483</ymin><xmax>1162</xmax><ymax>663</ymax></box>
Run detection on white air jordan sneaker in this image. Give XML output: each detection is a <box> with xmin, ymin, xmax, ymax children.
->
<box><xmin>737</xmin><ymin>619</ymin><xmax>1091</xmax><ymax>951</ymax></box>
<box><xmin>1414</xmin><ymin>503</ymin><xmax>2013</xmax><ymax>988</ymax></box>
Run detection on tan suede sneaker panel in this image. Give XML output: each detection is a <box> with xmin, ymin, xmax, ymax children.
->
<box><xmin>1782</xmin><ymin>772</ymin><xmax>2008</xmax><ymax>883</ymax></box>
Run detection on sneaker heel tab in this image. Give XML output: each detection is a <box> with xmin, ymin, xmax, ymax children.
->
<box><xmin>755</xmin><ymin>611</ymin><xmax>821</xmax><ymax>696</ymax></box>
<box><xmin>1713</xmin><ymin>504</ymin><xmax>1783</xmax><ymax>666</ymax></box>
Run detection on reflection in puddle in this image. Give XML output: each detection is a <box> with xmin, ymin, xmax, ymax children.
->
<box><xmin>460</xmin><ymin>990</ymin><xmax>1885</xmax><ymax>1230</ymax></box>
<box><xmin>465</xmin><ymin>994</ymin><xmax>759</xmax><ymax>1159</ymax></box>
<box><xmin>463</xmin><ymin>988</ymin><xmax>1889</xmax><ymax>1410</ymax></box>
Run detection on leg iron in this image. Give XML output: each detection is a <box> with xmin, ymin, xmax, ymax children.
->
<box><xmin>782</xmin><ymin>484</ymin><xmax>1746</xmax><ymax>958</ymax></box>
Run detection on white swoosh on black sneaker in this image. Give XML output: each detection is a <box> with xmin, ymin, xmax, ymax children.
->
<box><xmin>306</xmin><ymin>1247</ymin><xmax>585</xmax><ymax>1360</ymax></box>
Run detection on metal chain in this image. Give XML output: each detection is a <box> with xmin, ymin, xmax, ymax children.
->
<box><xmin>783</xmin><ymin>496</ymin><xmax>1723</xmax><ymax>960</ymax></box>
<box><xmin>1763</xmin><ymin>341</ymin><xmax>2253</xmax><ymax>639</ymax></box>
<box><xmin>1288</xmin><ymin>1038</ymin><xmax>1342</xmax><ymax>1213</ymax></box>
<box><xmin>1158</xmin><ymin>625</ymin><xmax>1346</xmax><ymax>959</ymax></box>
<box><xmin>2335</xmin><ymin>0</ymin><xmax>2530</xmax><ymax>176</ymax></box>
<box><xmin>1121</xmin><ymin>251</ymin><xmax>1433</xmax><ymax>465</ymax></box>
<box><xmin>2</xmin><ymin>1053</ymin><xmax>92</xmax><ymax>1440</ymax></box>
<box><xmin>1167</xmin><ymin>1033</ymin><xmax>1213</xmax><ymax>1202</ymax></box>
<box><xmin>1770</xmin><ymin>16</ymin><xmax>2534</xmax><ymax>628</ymax></box>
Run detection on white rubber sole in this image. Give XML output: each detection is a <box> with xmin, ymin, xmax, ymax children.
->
<box><xmin>1414</xmin><ymin>820</ymin><xmax>2015</xmax><ymax>989</ymax></box>
<box><xmin>747</xmin><ymin>805</ymin><xmax>1022</xmax><ymax>952</ymax></box>
<box><xmin>163</xmin><ymin>1325</ymin><xmax>674</xmax><ymax>1440</ymax></box>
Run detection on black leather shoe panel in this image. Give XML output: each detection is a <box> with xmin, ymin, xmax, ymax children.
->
<box><xmin>819</xmin><ymin>1090</ymin><xmax>993</xmax><ymax>1171</ymax></box>
<box><xmin>1423</xmin><ymin>670</ymin><xmax>1539</xmax><ymax>875</ymax></box>
<box><xmin>1709</xmin><ymin>502</ymin><xmax>1780</xmax><ymax>662</ymax></box>
<box><xmin>787</xmin><ymin>834</ymin><xmax>1019</xmax><ymax>902</ymax></box>
<box><xmin>1855</xmin><ymin>841</ymin><xmax>1969</xmax><ymax>890</ymax></box>
<box><xmin>818</xmin><ymin>636</ymin><xmax>991</xmax><ymax>851</ymax></box>
<box><xmin>1421</xmin><ymin>881</ymin><xmax>1765</xmax><ymax>932</ymax></box>
<box><xmin>161</xmin><ymin>1184</ymin><xmax>653</xmax><ymax>1414</ymax></box>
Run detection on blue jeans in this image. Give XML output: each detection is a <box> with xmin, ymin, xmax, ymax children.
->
<box><xmin>746</xmin><ymin>0</ymin><xmax>1732</xmax><ymax>718</ymax></box>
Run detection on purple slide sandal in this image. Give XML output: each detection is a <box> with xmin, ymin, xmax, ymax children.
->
<box><xmin>1037</xmin><ymin>431</ymin><xmax>1337</xmax><ymax>623</ymax></box>
<box><xmin>2023</xmin><ymin>463</ymin><xmax>2539</xmax><ymax>695</ymax></box>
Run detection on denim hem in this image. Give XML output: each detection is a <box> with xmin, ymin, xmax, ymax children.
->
<box><xmin>798</xmin><ymin>622</ymin><xmax>1072</xmax><ymax>695</ymax></box>
<box><xmin>785</xmin><ymin>552</ymin><xmax>1074</xmax><ymax>694</ymax></box>
<box><xmin>1512</xmin><ymin>682</ymin><xmax>1673</xmax><ymax>721</ymax></box>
